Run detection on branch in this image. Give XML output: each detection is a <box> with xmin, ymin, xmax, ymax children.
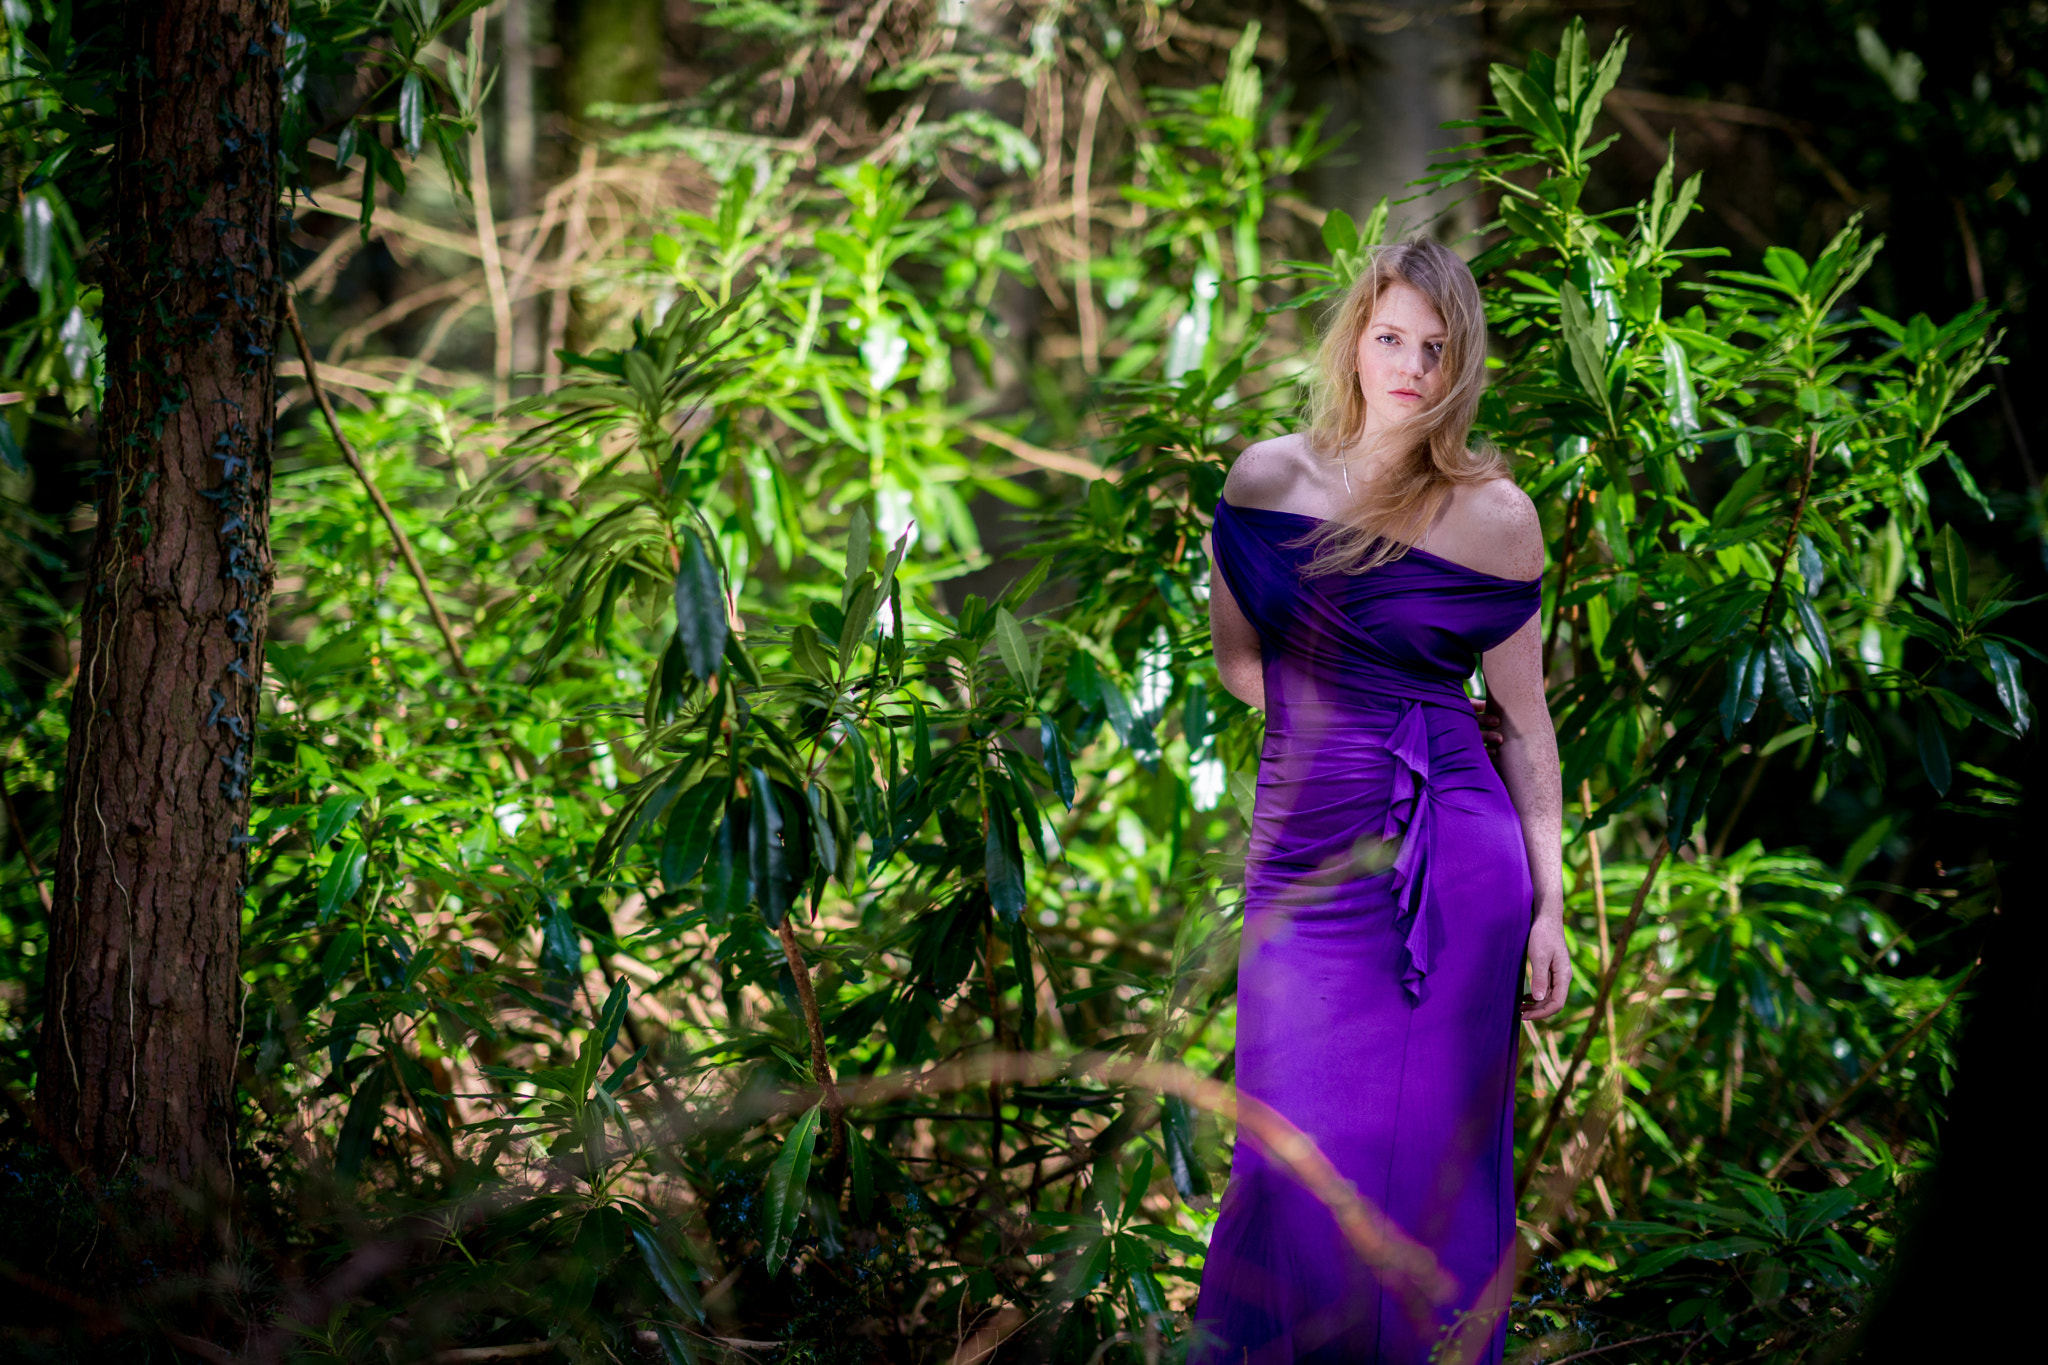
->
<box><xmin>775</xmin><ymin>916</ymin><xmax>847</xmax><ymax>1159</ymax></box>
<box><xmin>961</xmin><ymin>419</ymin><xmax>1105</xmax><ymax>478</ymax></box>
<box><xmin>1756</xmin><ymin>430</ymin><xmax>1821</xmax><ymax>644</ymax></box>
<box><xmin>284</xmin><ymin>294</ymin><xmax>476</xmax><ymax>687</ymax></box>
<box><xmin>1517</xmin><ymin>844</ymin><xmax>1669</xmax><ymax>1201</ymax></box>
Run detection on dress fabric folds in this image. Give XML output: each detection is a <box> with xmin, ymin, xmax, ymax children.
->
<box><xmin>1190</xmin><ymin>499</ymin><xmax>1543</xmax><ymax>1364</ymax></box>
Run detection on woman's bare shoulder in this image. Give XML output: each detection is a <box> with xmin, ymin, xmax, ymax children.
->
<box><xmin>1223</xmin><ymin>433</ymin><xmax>1323</xmax><ymax>511</ymax></box>
<box><xmin>1437</xmin><ymin>476</ymin><xmax>1544</xmax><ymax>580</ymax></box>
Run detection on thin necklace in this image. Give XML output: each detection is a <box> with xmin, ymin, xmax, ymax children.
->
<box><xmin>1341</xmin><ymin>454</ymin><xmax>1353</xmax><ymax>495</ymax></box>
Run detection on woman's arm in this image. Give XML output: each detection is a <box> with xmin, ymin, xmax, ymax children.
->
<box><xmin>1202</xmin><ymin>530</ymin><xmax>1265</xmax><ymax>711</ymax></box>
<box><xmin>1466</xmin><ymin>483</ymin><xmax>1569</xmax><ymax>1020</ymax></box>
<box><xmin>1485</xmin><ymin>614</ymin><xmax>1569</xmax><ymax>1019</ymax></box>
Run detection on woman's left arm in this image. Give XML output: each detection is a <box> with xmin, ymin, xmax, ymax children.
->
<box><xmin>1485</xmin><ymin>613</ymin><xmax>1569</xmax><ymax>1020</ymax></box>
<box><xmin>1460</xmin><ymin>482</ymin><xmax>1568</xmax><ymax>1020</ymax></box>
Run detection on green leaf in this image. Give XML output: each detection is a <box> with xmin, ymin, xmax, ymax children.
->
<box><xmin>1791</xmin><ymin>596</ymin><xmax>1833</xmax><ymax>670</ymax></box>
<box><xmin>1841</xmin><ymin>815</ymin><xmax>1893</xmax><ymax>880</ymax></box>
<box><xmin>398</xmin><ymin>72</ymin><xmax>426</xmax><ymax>156</ymax></box>
<box><xmin>634</xmin><ymin>1227</ymin><xmax>706</xmax><ymax>1321</ymax></box>
<box><xmin>540</xmin><ymin>894</ymin><xmax>581</xmax><ymax>978</ymax></box>
<box><xmin>1719</xmin><ymin>644</ymin><xmax>1766</xmax><ymax>738</ymax></box>
<box><xmin>576</xmin><ymin>976</ymin><xmax>632</xmax><ymax>1099</ymax></box>
<box><xmin>1916</xmin><ymin>707</ymin><xmax>1951</xmax><ymax>796</ymax></box>
<box><xmin>659</xmin><ymin>780</ymin><xmax>725</xmax><ymax>887</ymax></box>
<box><xmin>1009</xmin><ymin>917</ymin><xmax>1038</xmax><ymax>1046</ymax></box>
<box><xmin>673</xmin><ymin>531</ymin><xmax>730</xmax><ymax>681</ymax></box>
<box><xmin>839</xmin><ymin>573</ymin><xmax>880</xmax><ymax>664</ymax></box>
<box><xmin>704</xmin><ymin>804</ymin><xmax>750</xmax><ymax>926</ymax></box>
<box><xmin>1060</xmin><ymin>1233</ymin><xmax>1114</xmax><ymax>1298</ymax></box>
<box><xmin>1929</xmin><ymin>524</ymin><xmax>1969</xmax><ymax>625</ymax></box>
<box><xmin>985</xmin><ymin>790</ymin><xmax>1027</xmax><ymax>924</ymax></box>
<box><xmin>849</xmin><ymin>1127</ymin><xmax>876</xmax><ymax>1224</ymax></box>
<box><xmin>334</xmin><ymin>1060</ymin><xmax>389</xmax><ymax>1182</ymax></box>
<box><xmin>1039</xmin><ymin>712</ymin><xmax>1076</xmax><ymax>809</ymax></box>
<box><xmin>1160</xmin><ymin>1095</ymin><xmax>1211</xmax><ymax>1199</ymax></box>
<box><xmin>749</xmin><ymin>767</ymin><xmax>795</xmax><ymax>927</ymax></box>
<box><xmin>1320</xmin><ymin>208</ymin><xmax>1358</xmax><ymax>255</ymax></box>
<box><xmin>993</xmin><ymin>606</ymin><xmax>1039</xmax><ymax>696</ymax></box>
<box><xmin>1979</xmin><ymin>639</ymin><xmax>2030</xmax><ymax>736</ymax></box>
<box><xmin>788</xmin><ymin>624</ymin><xmax>835</xmax><ymax>681</ymax></box>
<box><xmin>1096</xmin><ymin>666</ymin><xmax>1159</xmax><ymax>771</ymax></box>
<box><xmin>1943</xmin><ymin>451</ymin><xmax>1994</xmax><ymax>520</ymax></box>
<box><xmin>1560</xmin><ymin>283</ymin><xmax>1611</xmax><ymax>414</ymax></box>
<box><xmin>1666</xmin><ymin>761</ymin><xmax>1721</xmax><ymax>850</ymax></box>
<box><xmin>1660</xmin><ymin>335</ymin><xmax>1697</xmax><ymax>439</ymax></box>
<box><xmin>0</xmin><ymin>416</ymin><xmax>24</xmax><ymax>475</ymax></box>
<box><xmin>651</xmin><ymin>1323</ymin><xmax>703</xmax><ymax>1365</ymax></box>
<box><xmin>316</xmin><ymin>837</ymin><xmax>369</xmax><ymax>922</ymax></box>
<box><xmin>313</xmin><ymin>794</ymin><xmax>367</xmax><ymax>849</ymax></box>
<box><xmin>763</xmin><ymin>1105</ymin><xmax>823</xmax><ymax>1275</ymax></box>
<box><xmin>842</xmin><ymin>504</ymin><xmax>873</xmax><ymax>604</ymax></box>
<box><xmin>1489</xmin><ymin>64</ymin><xmax>1568</xmax><ymax>150</ymax></box>
<box><xmin>1766</xmin><ymin>637</ymin><xmax>1812</xmax><ymax>723</ymax></box>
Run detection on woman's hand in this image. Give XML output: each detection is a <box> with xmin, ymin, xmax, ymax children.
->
<box><xmin>1472</xmin><ymin>697</ymin><xmax>1504</xmax><ymax>751</ymax></box>
<box><xmin>1520</xmin><ymin>912</ymin><xmax>1572</xmax><ymax>1021</ymax></box>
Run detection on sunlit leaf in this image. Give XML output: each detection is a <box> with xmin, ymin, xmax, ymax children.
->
<box><xmin>316</xmin><ymin>837</ymin><xmax>369</xmax><ymax>922</ymax></box>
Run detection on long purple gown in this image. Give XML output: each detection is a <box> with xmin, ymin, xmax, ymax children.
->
<box><xmin>1191</xmin><ymin>499</ymin><xmax>1543</xmax><ymax>1364</ymax></box>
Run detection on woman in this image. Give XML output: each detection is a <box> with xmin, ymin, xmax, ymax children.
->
<box><xmin>1191</xmin><ymin>237</ymin><xmax>1567</xmax><ymax>1364</ymax></box>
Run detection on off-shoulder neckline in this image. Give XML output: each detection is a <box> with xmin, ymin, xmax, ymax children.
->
<box><xmin>1217</xmin><ymin>497</ymin><xmax>1542</xmax><ymax>587</ymax></box>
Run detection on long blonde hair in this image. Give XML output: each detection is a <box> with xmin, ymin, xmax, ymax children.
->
<box><xmin>1298</xmin><ymin>236</ymin><xmax>1506</xmax><ymax>575</ymax></box>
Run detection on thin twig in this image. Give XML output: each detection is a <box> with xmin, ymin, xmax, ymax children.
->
<box><xmin>543</xmin><ymin>145</ymin><xmax>599</xmax><ymax>392</ymax></box>
<box><xmin>284</xmin><ymin>295</ymin><xmax>476</xmax><ymax>686</ymax></box>
<box><xmin>1756</xmin><ymin>430</ymin><xmax>1820</xmax><ymax>644</ymax></box>
<box><xmin>468</xmin><ymin>11</ymin><xmax>515</xmax><ymax>408</ymax></box>
<box><xmin>1073</xmin><ymin>69</ymin><xmax>1110</xmax><ymax>374</ymax></box>
<box><xmin>1581</xmin><ymin>781</ymin><xmax>1618</xmax><ymax>1072</ymax></box>
<box><xmin>1517</xmin><ymin>844</ymin><xmax>1669</xmax><ymax>1201</ymax></box>
<box><xmin>961</xmin><ymin>419</ymin><xmax>1104</xmax><ymax>478</ymax></box>
<box><xmin>775</xmin><ymin>915</ymin><xmax>846</xmax><ymax>1158</ymax></box>
<box><xmin>1951</xmin><ymin>197</ymin><xmax>2040</xmax><ymax>491</ymax></box>
<box><xmin>1765</xmin><ymin>963</ymin><xmax>1976</xmax><ymax>1178</ymax></box>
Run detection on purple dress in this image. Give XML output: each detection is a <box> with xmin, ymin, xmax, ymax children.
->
<box><xmin>1191</xmin><ymin>499</ymin><xmax>1542</xmax><ymax>1364</ymax></box>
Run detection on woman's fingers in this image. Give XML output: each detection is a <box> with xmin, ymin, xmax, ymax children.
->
<box><xmin>1520</xmin><ymin>934</ymin><xmax>1571</xmax><ymax>1020</ymax></box>
<box><xmin>1471</xmin><ymin>697</ymin><xmax>1505</xmax><ymax>749</ymax></box>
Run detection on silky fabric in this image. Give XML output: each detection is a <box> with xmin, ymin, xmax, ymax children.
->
<box><xmin>1190</xmin><ymin>499</ymin><xmax>1542</xmax><ymax>1364</ymax></box>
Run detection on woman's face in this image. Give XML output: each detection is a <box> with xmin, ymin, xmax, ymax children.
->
<box><xmin>1353</xmin><ymin>280</ymin><xmax>1447</xmax><ymax>432</ymax></box>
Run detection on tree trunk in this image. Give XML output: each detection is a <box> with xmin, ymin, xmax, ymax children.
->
<box><xmin>1301</xmin><ymin>1</ymin><xmax>1482</xmax><ymax>245</ymax></box>
<box><xmin>557</xmin><ymin>0</ymin><xmax>665</xmax><ymax>128</ymax></box>
<box><xmin>38</xmin><ymin>0</ymin><xmax>284</xmax><ymax>1259</ymax></box>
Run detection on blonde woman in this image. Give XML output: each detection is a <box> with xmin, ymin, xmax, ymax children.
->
<box><xmin>1192</xmin><ymin>237</ymin><xmax>1566</xmax><ymax>1364</ymax></box>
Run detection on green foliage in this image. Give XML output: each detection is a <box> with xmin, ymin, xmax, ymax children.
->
<box><xmin>0</xmin><ymin>6</ymin><xmax>2032</xmax><ymax>1363</ymax></box>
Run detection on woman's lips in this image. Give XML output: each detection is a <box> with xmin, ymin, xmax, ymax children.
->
<box><xmin>1390</xmin><ymin>388</ymin><xmax>1422</xmax><ymax>399</ymax></box>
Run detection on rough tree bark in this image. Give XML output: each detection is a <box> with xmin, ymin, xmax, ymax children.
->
<box><xmin>37</xmin><ymin>0</ymin><xmax>285</xmax><ymax>1254</ymax></box>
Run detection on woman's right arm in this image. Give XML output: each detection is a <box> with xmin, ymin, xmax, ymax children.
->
<box><xmin>1203</xmin><ymin>530</ymin><xmax>1265</xmax><ymax>712</ymax></box>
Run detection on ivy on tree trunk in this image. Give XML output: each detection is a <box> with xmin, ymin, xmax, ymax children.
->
<box><xmin>38</xmin><ymin>0</ymin><xmax>285</xmax><ymax>1262</ymax></box>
